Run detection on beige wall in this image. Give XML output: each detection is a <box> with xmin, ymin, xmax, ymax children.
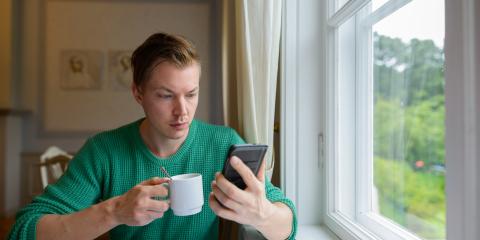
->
<box><xmin>42</xmin><ymin>1</ymin><xmax>211</xmax><ymax>132</ymax></box>
<box><xmin>19</xmin><ymin>0</ymin><xmax>221</xmax><ymax>152</ymax></box>
<box><xmin>0</xmin><ymin>0</ymin><xmax>221</xmax><ymax>215</ymax></box>
<box><xmin>0</xmin><ymin>0</ymin><xmax>13</xmax><ymax>108</ymax></box>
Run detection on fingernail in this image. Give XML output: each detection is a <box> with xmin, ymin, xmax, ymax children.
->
<box><xmin>231</xmin><ymin>157</ymin><xmax>239</xmax><ymax>165</ymax></box>
<box><xmin>215</xmin><ymin>172</ymin><xmax>220</xmax><ymax>177</ymax></box>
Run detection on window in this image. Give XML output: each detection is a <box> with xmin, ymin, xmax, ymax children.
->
<box><xmin>324</xmin><ymin>0</ymin><xmax>445</xmax><ymax>239</ymax></box>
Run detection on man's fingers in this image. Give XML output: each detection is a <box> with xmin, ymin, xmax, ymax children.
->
<box><xmin>146</xmin><ymin>199</ymin><xmax>170</xmax><ymax>213</ymax></box>
<box><xmin>144</xmin><ymin>184</ymin><xmax>169</xmax><ymax>197</ymax></box>
<box><xmin>147</xmin><ymin>210</ymin><xmax>165</xmax><ymax>220</ymax></box>
<box><xmin>139</xmin><ymin>177</ymin><xmax>169</xmax><ymax>186</ymax></box>
<box><xmin>229</xmin><ymin>156</ymin><xmax>260</xmax><ymax>189</ymax></box>
<box><xmin>256</xmin><ymin>156</ymin><xmax>267</xmax><ymax>183</ymax></box>
<box><xmin>211</xmin><ymin>181</ymin><xmax>241</xmax><ymax>210</ymax></box>
<box><xmin>215</xmin><ymin>172</ymin><xmax>248</xmax><ymax>202</ymax></box>
<box><xmin>208</xmin><ymin>193</ymin><xmax>241</xmax><ymax>223</ymax></box>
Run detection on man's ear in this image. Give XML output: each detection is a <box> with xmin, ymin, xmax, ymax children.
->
<box><xmin>131</xmin><ymin>83</ymin><xmax>143</xmax><ymax>104</ymax></box>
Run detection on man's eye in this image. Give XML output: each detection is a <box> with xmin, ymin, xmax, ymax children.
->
<box><xmin>158</xmin><ymin>94</ymin><xmax>172</xmax><ymax>99</ymax></box>
<box><xmin>187</xmin><ymin>93</ymin><xmax>197</xmax><ymax>98</ymax></box>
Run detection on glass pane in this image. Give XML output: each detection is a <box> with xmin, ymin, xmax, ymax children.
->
<box><xmin>372</xmin><ymin>0</ymin><xmax>445</xmax><ymax>239</ymax></box>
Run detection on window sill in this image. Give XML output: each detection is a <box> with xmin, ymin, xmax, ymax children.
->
<box><xmin>297</xmin><ymin>224</ymin><xmax>339</xmax><ymax>240</ymax></box>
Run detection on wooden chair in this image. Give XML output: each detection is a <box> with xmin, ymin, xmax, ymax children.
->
<box><xmin>38</xmin><ymin>146</ymin><xmax>73</xmax><ymax>188</ymax></box>
<box><xmin>36</xmin><ymin>147</ymin><xmax>110</xmax><ymax>239</ymax></box>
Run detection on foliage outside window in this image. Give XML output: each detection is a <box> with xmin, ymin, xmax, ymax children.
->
<box><xmin>373</xmin><ymin>33</ymin><xmax>445</xmax><ymax>239</ymax></box>
<box><xmin>371</xmin><ymin>1</ymin><xmax>445</xmax><ymax>238</ymax></box>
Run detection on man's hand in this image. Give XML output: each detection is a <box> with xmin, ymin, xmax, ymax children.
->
<box><xmin>112</xmin><ymin>177</ymin><xmax>170</xmax><ymax>226</ymax></box>
<box><xmin>209</xmin><ymin>156</ymin><xmax>275</xmax><ymax>228</ymax></box>
<box><xmin>37</xmin><ymin>177</ymin><xmax>171</xmax><ymax>240</ymax></box>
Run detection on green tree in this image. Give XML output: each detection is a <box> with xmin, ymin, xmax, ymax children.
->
<box><xmin>374</xmin><ymin>96</ymin><xmax>445</xmax><ymax>167</ymax></box>
<box><xmin>373</xmin><ymin>33</ymin><xmax>446</xmax><ymax>239</ymax></box>
<box><xmin>373</xmin><ymin>33</ymin><xmax>445</xmax><ymax>167</ymax></box>
<box><xmin>374</xmin><ymin>33</ymin><xmax>444</xmax><ymax>106</ymax></box>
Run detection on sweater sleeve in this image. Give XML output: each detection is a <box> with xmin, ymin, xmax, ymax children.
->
<box><xmin>229</xmin><ymin>129</ymin><xmax>298</xmax><ymax>239</ymax></box>
<box><xmin>264</xmin><ymin>179</ymin><xmax>298</xmax><ymax>240</ymax></box>
<box><xmin>8</xmin><ymin>138</ymin><xmax>106</xmax><ymax>240</ymax></box>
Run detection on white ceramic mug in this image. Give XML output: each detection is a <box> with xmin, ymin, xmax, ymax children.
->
<box><xmin>169</xmin><ymin>173</ymin><xmax>204</xmax><ymax>216</ymax></box>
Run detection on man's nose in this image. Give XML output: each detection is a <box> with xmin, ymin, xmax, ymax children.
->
<box><xmin>173</xmin><ymin>97</ymin><xmax>187</xmax><ymax>116</ymax></box>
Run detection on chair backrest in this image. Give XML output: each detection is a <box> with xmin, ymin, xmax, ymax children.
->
<box><xmin>39</xmin><ymin>146</ymin><xmax>73</xmax><ymax>188</ymax></box>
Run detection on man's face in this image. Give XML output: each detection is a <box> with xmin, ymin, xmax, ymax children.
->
<box><xmin>70</xmin><ymin>56</ymin><xmax>84</xmax><ymax>73</ymax></box>
<box><xmin>132</xmin><ymin>61</ymin><xmax>200</xmax><ymax>140</ymax></box>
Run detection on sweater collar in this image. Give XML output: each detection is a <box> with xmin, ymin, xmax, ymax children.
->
<box><xmin>132</xmin><ymin>118</ymin><xmax>197</xmax><ymax>166</ymax></box>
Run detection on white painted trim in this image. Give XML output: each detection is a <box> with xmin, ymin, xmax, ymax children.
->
<box><xmin>327</xmin><ymin>0</ymin><xmax>370</xmax><ymax>27</ymax></box>
<box><xmin>280</xmin><ymin>0</ymin><xmax>298</xmax><ymax>206</ymax></box>
<box><xmin>297</xmin><ymin>224</ymin><xmax>340</xmax><ymax>240</ymax></box>
<box><xmin>324</xmin><ymin>212</ymin><xmax>380</xmax><ymax>239</ymax></box>
<box><xmin>461</xmin><ymin>0</ymin><xmax>478</xmax><ymax>239</ymax></box>
<box><xmin>358</xmin><ymin>213</ymin><xmax>422</xmax><ymax>240</ymax></box>
<box><xmin>281</xmin><ymin>0</ymin><xmax>325</xmax><ymax>225</ymax></box>
<box><xmin>325</xmin><ymin>19</ymin><xmax>338</xmax><ymax>217</ymax></box>
<box><xmin>445</xmin><ymin>0</ymin><xmax>479</xmax><ymax>239</ymax></box>
<box><xmin>360</xmin><ymin>0</ymin><xmax>411</xmax><ymax>27</ymax></box>
<box><xmin>355</xmin><ymin>5</ymin><xmax>373</xmax><ymax>219</ymax></box>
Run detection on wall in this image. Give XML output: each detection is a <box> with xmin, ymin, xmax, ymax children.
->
<box><xmin>20</xmin><ymin>0</ymin><xmax>221</xmax><ymax>153</ymax></box>
<box><xmin>0</xmin><ymin>0</ymin><xmax>13</xmax><ymax>108</ymax></box>
<box><xmin>0</xmin><ymin>0</ymin><xmax>221</xmax><ymax>216</ymax></box>
<box><xmin>0</xmin><ymin>0</ymin><xmax>24</xmax><ymax>217</ymax></box>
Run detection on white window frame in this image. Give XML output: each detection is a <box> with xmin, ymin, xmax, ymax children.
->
<box><xmin>444</xmin><ymin>0</ymin><xmax>480</xmax><ymax>238</ymax></box>
<box><xmin>325</xmin><ymin>0</ymin><xmax>450</xmax><ymax>239</ymax></box>
<box><xmin>280</xmin><ymin>0</ymin><xmax>480</xmax><ymax>238</ymax></box>
<box><xmin>326</xmin><ymin>0</ymin><xmax>444</xmax><ymax>239</ymax></box>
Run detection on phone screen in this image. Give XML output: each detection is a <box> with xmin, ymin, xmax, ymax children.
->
<box><xmin>222</xmin><ymin>144</ymin><xmax>268</xmax><ymax>189</ymax></box>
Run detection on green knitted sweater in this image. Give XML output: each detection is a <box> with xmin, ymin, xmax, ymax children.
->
<box><xmin>8</xmin><ymin>119</ymin><xmax>297</xmax><ymax>240</ymax></box>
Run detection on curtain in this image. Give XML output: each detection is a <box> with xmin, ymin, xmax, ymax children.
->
<box><xmin>220</xmin><ymin>0</ymin><xmax>282</xmax><ymax>239</ymax></box>
<box><xmin>222</xmin><ymin>0</ymin><xmax>281</xmax><ymax>181</ymax></box>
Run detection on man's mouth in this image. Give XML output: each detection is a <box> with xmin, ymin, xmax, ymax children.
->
<box><xmin>170</xmin><ymin>121</ymin><xmax>188</xmax><ymax>129</ymax></box>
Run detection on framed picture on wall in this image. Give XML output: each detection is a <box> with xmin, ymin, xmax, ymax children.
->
<box><xmin>60</xmin><ymin>50</ymin><xmax>103</xmax><ymax>90</ymax></box>
<box><xmin>40</xmin><ymin>0</ymin><xmax>212</xmax><ymax>134</ymax></box>
<box><xmin>108</xmin><ymin>50</ymin><xmax>133</xmax><ymax>91</ymax></box>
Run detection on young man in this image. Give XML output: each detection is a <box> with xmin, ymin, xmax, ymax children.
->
<box><xmin>8</xmin><ymin>33</ymin><xmax>296</xmax><ymax>240</ymax></box>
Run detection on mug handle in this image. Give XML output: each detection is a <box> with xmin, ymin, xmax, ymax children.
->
<box><xmin>151</xmin><ymin>182</ymin><xmax>170</xmax><ymax>201</ymax></box>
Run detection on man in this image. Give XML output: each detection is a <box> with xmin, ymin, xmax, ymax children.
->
<box><xmin>8</xmin><ymin>32</ymin><xmax>296</xmax><ymax>240</ymax></box>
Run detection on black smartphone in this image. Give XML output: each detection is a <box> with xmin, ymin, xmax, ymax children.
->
<box><xmin>222</xmin><ymin>144</ymin><xmax>268</xmax><ymax>190</ymax></box>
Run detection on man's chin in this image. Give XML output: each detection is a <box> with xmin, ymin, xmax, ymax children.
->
<box><xmin>168</xmin><ymin>134</ymin><xmax>185</xmax><ymax>140</ymax></box>
<box><xmin>167</xmin><ymin>129</ymin><xmax>188</xmax><ymax>140</ymax></box>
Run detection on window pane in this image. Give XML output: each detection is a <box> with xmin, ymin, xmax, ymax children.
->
<box><xmin>372</xmin><ymin>0</ymin><xmax>445</xmax><ymax>239</ymax></box>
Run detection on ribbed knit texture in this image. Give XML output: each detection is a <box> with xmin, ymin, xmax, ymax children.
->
<box><xmin>8</xmin><ymin>119</ymin><xmax>297</xmax><ymax>240</ymax></box>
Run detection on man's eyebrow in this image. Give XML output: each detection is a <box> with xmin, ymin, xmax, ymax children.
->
<box><xmin>188</xmin><ymin>87</ymin><xmax>199</xmax><ymax>93</ymax></box>
<box><xmin>157</xmin><ymin>87</ymin><xmax>198</xmax><ymax>94</ymax></box>
<box><xmin>157</xmin><ymin>87</ymin><xmax>174</xmax><ymax>93</ymax></box>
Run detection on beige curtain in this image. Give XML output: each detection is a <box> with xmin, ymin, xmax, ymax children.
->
<box><xmin>220</xmin><ymin>0</ymin><xmax>282</xmax><ymax>239</ymax></box>
<box><xmin>222</xmin><ymin>0</ymin><xmax>282</xmax><ymax>181</ymax></box>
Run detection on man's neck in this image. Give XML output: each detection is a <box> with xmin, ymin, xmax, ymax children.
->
<box><xmin>139</xmin><ymin>120</ymin><xmax>189</xmax><ymax>158</ymax></box>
